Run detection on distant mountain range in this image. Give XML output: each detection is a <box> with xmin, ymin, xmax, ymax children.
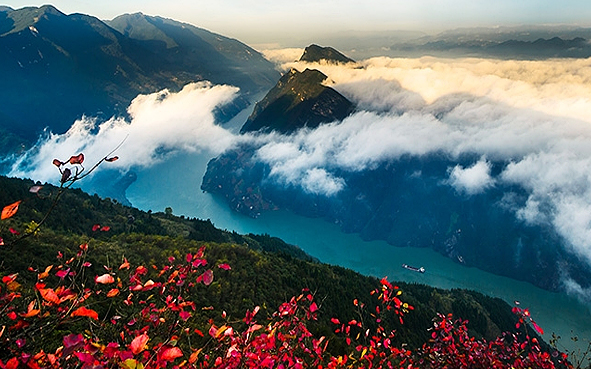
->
<box><xmin>389</xmin><ymin>25</ymin><xmax>591</xmax><ymax>59</ymax></box>
<box><xmin>0</xmin><ymin>5</ymin><xmax>278</xmax><ymax>147</ymax></box>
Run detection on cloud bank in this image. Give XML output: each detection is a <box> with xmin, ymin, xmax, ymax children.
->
<box><xmin>249</xmin><ymin>55</ymin><xmax>591</xmax><ymax>294</ymax></box>
<box><xmin>9</xmin><ymin>82</ymin><xmax>240</xmax><ymax>182</ymax></box>
<box><xmin>9</xmin><ymin>53</ymin><xmax>591</xmax><ymax>300</ymax></box>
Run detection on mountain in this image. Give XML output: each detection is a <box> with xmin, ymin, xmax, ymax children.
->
<box><xmin>0</xmin><ymin>174</ymin><xmax>532</xmax><ymax>351</ymax></box>
<box><xmin>0</xmin><ymin>6</ymin><xmax>279</xmax><ymax>146</ymax></box>
<box><xmin>106</xmin><ymin>13</ymin><xmax>278</xmax><ymax>100</ymax></box>
<box><xmin>240</xmin><ymin>68</ymin><xmax>354</xmax><ymax>133</ymax></box>
<box><xmin>299</xmin><ymin>44</ymin><xmax>356</xmax><ymax>64</ymax></box>
<box><xmin>390</xmin><ymin>25</ymin><xmax>591</xmax><ymax>59</ymax></box>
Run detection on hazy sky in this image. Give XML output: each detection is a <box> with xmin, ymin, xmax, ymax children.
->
<box><xmin>4</xmin><ymin>1</ymin><xmax>591</xmax><ymax>46</ymax></box>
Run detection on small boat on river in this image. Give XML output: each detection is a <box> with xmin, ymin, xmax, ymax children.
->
<box><xmin>402</xmin><ymin>264</ymin><xmax>425</xmax><ymax>273</ymax></box>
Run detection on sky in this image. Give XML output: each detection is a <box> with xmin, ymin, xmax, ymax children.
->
<box><xmin>4</xmin><ymin>0</ymin><xmax>591</xmax><ymax>46</ymax></box>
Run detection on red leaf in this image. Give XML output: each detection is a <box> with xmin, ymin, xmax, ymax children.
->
<box><xmin>95</xmin><ymin>274</ymin><xmax>115</xmax><ymax>284</ymax></box>
<box><xmin>310</xmin><ymin>302</ymin><xmax>319</xmax><ymax>313</ymax></box>
<box><xmin>92</xmin><ymin>224</ymin><xmax>101</xmax><ymax>232</ymax></box>
<box><xmin>52</xmin><ymin>159</ymin><xmax>63</xmax><ymax>167</ymax></box>
<box><xmin>532</xmin><ymin>321</ymin><xmax>544</xmax><ymax>335</ymax></box>
<box><xmin>130</xmin><ymin>333</ymin><xmax>149</xmax><ymax>355</ymax></box>
<box><xmin>330</xmin><ymin>318</ymin><xmax>340</xmax><ymax>325</ymax></box>
<box><xmin>8</xmin><ymin>228</ymin><xmax>20</xmax><ymax>235</ymax></box>
<box><xmin>119</xmin><ymin>258</ymin><xmax>130</xmax><ymax>270</ymax></box>
<box><xmin>107</xmin><ymin>288</ymin><xmax>120</xmax><ymax>297</ymax></box>
<box><xmin>71</xmin><ymin>306</ymin><xmax>99</xmax><ymax>320</ymax></box>
<box><xmin>68</xmin><ymin>153</ymin><xmax>84</xmax><ymax>165</ymax></box>
<box><xmin>105</xmin><ymin>156</ymin><xmax>119</xmax><ymax>162</ymax></box>
<box><xmin>217</xmin><ymin>263</ymin><xmax>231</xmax><ymax>270</ymax></box>
<box><xmin>159</xmin><ymin>346</ymin><xmax>183</xmax><ymax>362</ymax></box>
<box><xmin>2</xmin><ymin>201</ymin><xmax>21</xmax><ymax>220</ymax></box>
<box><xmin>100</xmin><ymin>226</ymin><xmax>111</xmax><ymax>232</ymax></box>
<box><xmin>6</xmin><ymin>357</ymin><xmax>19</xmax><ymax>369</ymax></box>
<box><xmin>38</xmin><ymin>288</ymin><xmax>60</xmax><ymax>304</ymax></box>
<box><xmin>2</xmin><ymin>273</ymin><xmax>17</xmax><ymax>284</ymax></box>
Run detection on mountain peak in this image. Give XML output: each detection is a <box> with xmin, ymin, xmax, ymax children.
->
<box><xmin>240</xmin><ymin>68</ymin><xmax>354</xmax><ymax>133</ymax></box>
<box><xmin>299</xmin><ymin>44</ymin><xmax>355</xmax><ymax>64</ymax></box>
<box><xmin>1</xmin><ymin>5</ymin><xmax>66</xmax><ymax>35</ymax></box>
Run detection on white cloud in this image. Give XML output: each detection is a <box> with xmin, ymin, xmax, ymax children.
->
<box><xmin>260</xmin><ymin>48</ymin><xmax>304</xmax><ymax>66</ymax></box>
<box><xmin>9</xmin><ymin>82</ymin><xmax>240</xmax><ymax>182</ymax></box>
<box><xmin>448</xmin><ymin>158</ymin><xmax>494</xmax><ymax>195</ymax></box>
<box><xmin>246</xmin><ymin>54</ymin><xmax>591</xmax><ymax>279</ymax></box>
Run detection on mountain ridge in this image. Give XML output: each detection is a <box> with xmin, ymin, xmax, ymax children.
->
<box><xmin>0</xmin><ymin>6</ymin><xmax>279</xmax><ymax>146</ymax></box>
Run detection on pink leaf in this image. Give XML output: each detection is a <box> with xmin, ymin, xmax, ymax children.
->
<box><xmin>201</xmin><ymin>270</ymin><xmax>213</xmax><ymax>286</ymax></box>
<box><xmin>63</xmin><ymin>333</ymin><xmax>84</xmax><ymax>349</ymax></box>
<box><xmin>29</xmin><ymin>185</ymin><xmax>43</xmax><ymax>194</ymax></box>
<box><xmin>309</xmin><ymin>302</ymin><xmax>319</xmax><ymax>313</ymax></box>
<box><xmin>532</xmin><ymin>321</ymin><xmax>544</xmax><ymax>335</ymax></box>
<box><xmin>217</xmin><ymin>263</ymin><xmax>231</xmax><ymax>270</ymax></box>
<box><xmin>56</xmin><ymin>268</ymin><xmax>70</xmax><ymax>279</ymax></box>
<box><xmin>179</xmin><ymin>310</ymin><xmax>191</xmax><ymax>321</ymax></box>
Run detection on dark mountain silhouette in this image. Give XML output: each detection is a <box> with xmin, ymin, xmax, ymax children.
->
<box><xmin>299</xmin><ymin>44</ymin><xmax>356</xmax><ymax>64</ymax></box>
<box><xmin>0</xmin><ymin>6</ymin><xmax>278</xmax><ymax>145</ymax></box>
<box><xmin>240</xmin><ymin>68</ymin><xmax>354</xmax><ymax>133</ymax></box>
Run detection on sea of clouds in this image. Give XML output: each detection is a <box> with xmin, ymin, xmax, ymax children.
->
<box><xmin>9</xmin><ymin>51</ymin><xmax>591</xmax><ymax>299</ymax></box>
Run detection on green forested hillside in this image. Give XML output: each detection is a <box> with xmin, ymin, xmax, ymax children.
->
<box><xmin>0</xmin><ymin>175</ymin><xmax>527</xmax><ymax>352</ymax></box>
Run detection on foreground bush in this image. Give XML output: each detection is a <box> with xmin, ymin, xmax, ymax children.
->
<box><xmin>0</xmin><ymin>242</ymin><xmax>568</xmax><ymax>368</ymax></box>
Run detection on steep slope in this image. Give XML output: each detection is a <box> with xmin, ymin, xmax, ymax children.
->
<box><xmin>240</xmin><ymin>68</ymin><xmax>354</xmax><ymax>133</ymax></box>
<box><xmin>106</xmin><ymin>13</ymin><xmax>278</xmax><ymax>98</ymax></box>
<box><xmin>0</xmin><ymin>6</ymin><xmax>279</xmax><ymax>146</ymax></box>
